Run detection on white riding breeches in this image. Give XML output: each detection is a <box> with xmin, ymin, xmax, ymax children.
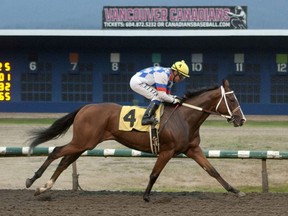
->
<box><xmin>130</xmin><ymin>75</ymin><xmax>159</xmax><ymax>101</ymax></box>
<box><xmin>130</xmin><ymin>75</ymin><xmax>174</xmax><ymax>103</ymax></box>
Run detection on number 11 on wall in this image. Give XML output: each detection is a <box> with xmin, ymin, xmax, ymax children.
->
<box><xmin>234</xmin><ymin>53</ymin><xmax>244</xmax><ymax>72</ymax></box>
<box><xmin>235</xmin><ymin>63</ymin><xmax>243</xmax><ymax>72</ymax></box>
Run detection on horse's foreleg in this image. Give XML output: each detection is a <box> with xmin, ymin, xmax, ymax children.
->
<box><xmin>34</xmin><ymin>152</ymin><xmax>83</xmax><ymax>196</ymax></box>
<box><xmin>143</xmin><ymin>150</ymin><xmax>174</xmax><ymax>202</ymax></box>
<box><xmin>186</xmin><ymin>147</ymin><xmax>245</xmax><ymax>197</ymax></box>
<box><xmin>26</xmin><ymin>146</ymin><xmax>64</xmax><ymax>188</ymax></box>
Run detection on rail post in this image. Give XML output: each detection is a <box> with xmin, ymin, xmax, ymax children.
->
<box><xmin>72</xmin><ymin>162</ymin><xmax>79</xmax><ymax>191</ymax></box>
<box><xmin>261</xmin><ymin>159</ymin><xmax>269</xmax><ymax>193</ymax></box>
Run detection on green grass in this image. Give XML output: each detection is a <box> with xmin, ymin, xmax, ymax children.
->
<box><xmin>203</xmin><ymin>120</ymin><xmax>288</xmax><ymax>128</ymax></box>
<box><xmin>0</xmin><ymin>118</ymin><xmax>57</xmax><ymax>124</ymax></box>
<box><xmin>246</xmin><ymin>121</ymin><xmax>288</xmax><ymax>127</ymax></box>
<box><xmin>227</xmin><ymin>185</ymin><xmax>288</xmax><ymax>193</ymax></box>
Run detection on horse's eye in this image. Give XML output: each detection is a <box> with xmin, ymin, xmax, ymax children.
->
<box><xmin>227</xmin><ymin>96</ymin><xmax>236</xmax><ymax>103</ymax></box>
<box><xmin>230</xmin><ymin>98</ymin><xmax>236</xmax><ymax>103</ymax></box>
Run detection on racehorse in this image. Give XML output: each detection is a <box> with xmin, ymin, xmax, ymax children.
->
<box><xmin>26</xmin><ymin>79</ymin><xmax>246</xmax><ymax>202</ymax></box>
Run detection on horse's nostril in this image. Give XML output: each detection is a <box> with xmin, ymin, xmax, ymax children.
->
<box><xmin>239</xmin><ymin>119</ymin><xmax>245</xmax><ymax>126</ymax></box>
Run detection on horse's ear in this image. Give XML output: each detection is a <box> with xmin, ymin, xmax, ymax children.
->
<box><xmin>222</xmin><ymin>79</ymin><xmax>229</xmax><ymax>87</ymax></box>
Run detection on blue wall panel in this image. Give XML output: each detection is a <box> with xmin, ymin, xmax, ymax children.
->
<box><xmin>0</xmin><ymin>36</ymin><xmax>287</xmax><ymax>114</ymax></box>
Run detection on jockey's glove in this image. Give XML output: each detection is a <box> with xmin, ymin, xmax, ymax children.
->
<box><xmin>172</xmin><ymin>95</ymin><xmax>183</xmax><ymax>104</ymax></box>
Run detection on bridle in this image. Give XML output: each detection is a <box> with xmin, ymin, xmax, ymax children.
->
<box><xmin>181</xmin><ymin>85</ymin><xmax>244</xmax><ymax>121</ymax></box>
<box><xmin>215</xmin><ymin>86</ymin><xmax>241</xmax><ymax>120</ymax></box>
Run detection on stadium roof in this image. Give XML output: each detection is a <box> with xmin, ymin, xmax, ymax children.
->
<box><xmin>0</xmin><ymin>29</ymin><xmax>287</xmax><ymax>50</ymax></box>
<box><xmin>0</xmin><ymin>29</ymin><xmax>288</xmax><ymax>37</ymax></box>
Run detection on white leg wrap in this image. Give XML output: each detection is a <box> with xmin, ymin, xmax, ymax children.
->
<box><xmin>39</xmin><ymin>179</ymin><xmax>54</xmax><ymax>193</ymax></box>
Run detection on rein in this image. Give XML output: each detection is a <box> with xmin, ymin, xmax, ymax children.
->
<box><xmin>182</xmin><ymin>85</ymin><xmax>238</xmax><ymax>120</ymax></box>
<box><xmin>181</xmin><ymin>103</ymin><xmax>228</xmax><ymax>117</ymax></box>
<box><xmin>159</xmin><ymin>104</ymin><xmax>180</xmax><ymax>133</ymax></box>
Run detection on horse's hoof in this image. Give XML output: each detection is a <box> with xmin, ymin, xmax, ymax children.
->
<box><xmin>143</xmin><ymin>196</ymin><xmax>150</xmax><ymax>202</ymax></box>
<box><xmin>237</xmin><ymin>191</ymin><xmax>246</xmax><ymax>197</ymax></box>
<box><xmin>26</xmin><ymin>178</ymin><xmax>33</xmax><ymax>188</ymax></box>
<box><xmin>34</xmin><ymin>188</ymin><xmax>41</xmax><ymax>196</ymax></box>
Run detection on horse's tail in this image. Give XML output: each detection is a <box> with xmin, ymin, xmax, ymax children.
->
<box><xmin>28</xmin><ymin>107</ymin><xmax>82</xmax><ymax>150</ymax></box>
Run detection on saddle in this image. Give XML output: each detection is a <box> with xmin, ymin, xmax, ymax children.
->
<box><xmin>119</xmin><ymin>105</ymin><xmax>163</xmax><ymax>154</ymax></box>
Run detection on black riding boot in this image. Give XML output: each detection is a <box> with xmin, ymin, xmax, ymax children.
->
<box><xmin>142</xmin><ymin>101</ymin><xmax>159</xmax><ymax>125</ymax></box>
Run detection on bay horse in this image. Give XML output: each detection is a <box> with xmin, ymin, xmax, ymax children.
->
<box><xmin>26</xmin><ymin>79</ymin><xmax>246</xmax><ymax>202</ymax></box>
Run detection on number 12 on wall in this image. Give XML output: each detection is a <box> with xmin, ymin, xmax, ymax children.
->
<box><xmin>277</xmin><ymin>63</ymin><xmax>287</xmax><ymax>72</ymax></box>
<box><xmin>276</xmin><ymin>54</ymin><xmax>287</xmax><ymax>73</ymax></box>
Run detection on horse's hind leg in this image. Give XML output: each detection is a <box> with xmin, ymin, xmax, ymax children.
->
<box><xmin>26</xmin><ymin>146</ymin><xmax>65</xmax><ymax>188</ymax></box>
<box><xmin>34</xmin><ymin>152</ymin><xmax>83</xmax><ymax>196</ymax></box>
<box><xmin>186</xmin><ymin>147</ymin><xmax>245</xmax><ymax>197</ymax></box>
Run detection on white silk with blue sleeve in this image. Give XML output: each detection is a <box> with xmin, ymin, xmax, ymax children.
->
<box><xmin>130</xmin><ymin>66</ymin><xmax>175</xmax><ymax>103</ymax></box>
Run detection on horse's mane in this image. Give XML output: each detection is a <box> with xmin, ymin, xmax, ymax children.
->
<box><xmin>163</xmin><ymin>84</ymin><xmax>219</xmax><ymax>106</ymax></box>
<box><xmin>182</xmin><ymin>84</ymin><xmax>219</xmax><ymax>102</ymax></box>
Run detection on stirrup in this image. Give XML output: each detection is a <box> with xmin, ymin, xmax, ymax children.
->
<box><xmin>142</xmin><ymin>116</ymin><xmax>158</xmax><ymax>125</ymax></box>
<box><xmin>150</xmin><ymin>124</ymin><xmax>159</xmax><ymax>154</ymax></box>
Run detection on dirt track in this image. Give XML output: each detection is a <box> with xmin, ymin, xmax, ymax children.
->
<box><xmin>1</xmin><ymin>190</ymin><xmax>288</xmax><ymax>216</ymax></box>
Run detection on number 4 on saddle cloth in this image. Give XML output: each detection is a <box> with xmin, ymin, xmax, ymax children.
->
<box><xmin>119</xmin><ymin>104</ymin><xmax>164</xmax><ymax>154</ymax></box>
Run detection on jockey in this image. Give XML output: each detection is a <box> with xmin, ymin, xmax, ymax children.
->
<box><xmin>130</xmin><ymin>60</ymin><xmax>190</xmax><ymax>125</ymax></box>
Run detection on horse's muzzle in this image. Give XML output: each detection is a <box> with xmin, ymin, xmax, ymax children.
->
<box><xmin>237</xmin><ymin>118</ymin><xmax>246</xmax><ymax>127</ymax></box>
<box><xmin>228</xmin><ymin>116</ymin><xmax>246</xmax><ymax>127</ymax></box>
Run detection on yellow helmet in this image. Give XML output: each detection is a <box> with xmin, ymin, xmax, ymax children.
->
<box><xmin>171</xmin><ymin>60</ymin><xmax>190</xmax><ymax>78</ymax></box>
